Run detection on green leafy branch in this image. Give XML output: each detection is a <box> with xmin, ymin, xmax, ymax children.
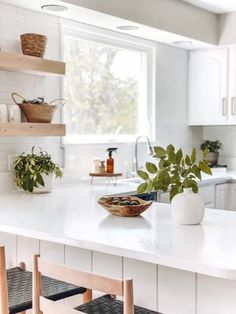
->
<box><xmin>137</xmin><ymin>144</ymin><xmax>212</xmax><ymax>201</ymax></box>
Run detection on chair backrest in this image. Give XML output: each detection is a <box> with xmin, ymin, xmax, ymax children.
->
<box><xmin>33</xmin><ymin>254</ymin><xmax>134</xmax><ymax>314</ymax></box>
<box><xmin>0</xmin><ymin>246</ymin><xmax>9</xmax><ymax>314</ymax></box>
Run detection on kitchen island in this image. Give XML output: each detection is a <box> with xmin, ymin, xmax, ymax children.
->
<box><xmin>1</xmin><ymin>178</ymin><xmax>236</xmax><ymax>314</ymax></box>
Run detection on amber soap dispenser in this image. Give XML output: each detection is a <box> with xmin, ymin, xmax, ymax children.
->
<box><xmin>106</xmin><ymin>148</ymin><xmax>118</xmax><ymax>173</ymax></box>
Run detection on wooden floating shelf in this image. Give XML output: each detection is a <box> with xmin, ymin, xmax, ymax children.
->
<box><xmin>0</xmin><ymin>52</ymin><xmax>65</xmax><ymax>76</ymax></box>
<box><xmin>0</xmin><ymin>123</ymin><xmax>66</xmax><ymax>137</ymax></box>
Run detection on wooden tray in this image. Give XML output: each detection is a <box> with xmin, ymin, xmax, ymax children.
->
<box><xmin>89</xmin><ymin>172</ymin><xmax>122</xmax><ymax>177</ymax></box>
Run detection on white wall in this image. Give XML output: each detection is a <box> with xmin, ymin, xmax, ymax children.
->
<box><xmin>155</xmin><ymin>43</ymin><xmax>203</xmax><ymax>153</ymax></box>
<box><xmin>218</xmin><ymin>13</ymin><xmax>236</xmax><ymax>45</ymax></box>
<box><xmin>203</xmin><ymin>126</ymin><xmax>236</xmax><ymax>169</ymax></box>
<box><xmin>0</xmin><ymin>3</ymin><xmax>201</xmax><ymax>182</ymax></box>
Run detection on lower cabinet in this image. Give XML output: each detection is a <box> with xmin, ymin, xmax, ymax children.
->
<box><xmin>159</xmin><ymin>192</ymin><xmax>170</xmax><ymax>203</ymax></box>
<box><xmin>229</xmin><ymin>183</ymin><xmax>236</xmax><ymax>210</ymax></box>
<box><xmin>215</xmin><ymin>183</ymin><xmax>230</xmax><ymax>210</ymax></box>
<box><xmin>198</xmin><ymin>185</ymin><xmax>215</xmax><ymax>208</ymax></box>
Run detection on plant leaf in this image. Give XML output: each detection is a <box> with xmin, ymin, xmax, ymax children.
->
<box><xmin>191</xmin><ymin>164</ymin><xmax>201</xmax><ymax>180</ymax></box>
<box><xmin>168</xmin><ymin>150</ymin><xmax>176</xmax><ymax>163</ymax></box>
<box><xmin>176</xmin><ymin>149</ymin><xmax>183</xmax><ymax>164</ymax></box>
<box><xmin>147</xmin><ymin>181</ymin><xmax>153</xmax><ymax>192</ymax></box>
<box><xmin>185</xmin><ymin>154</ymin><xmax>191</xmax><ymax>166</ymax></box>
<box><xmin>146</xmin><ymin>162</ymin><xmax>157</xmax><ymax>174</ymax></box>
<box><xmin>154</xmin><ymin>146</ymin><xmax>166</xmax><ymax>158</ymax></box>
<box><xmin>191</xmin><ymin>147</ymin><xmax>197</xmax><ymax>164</ymax></box>
<box><xmin>166</xmin><ymin>144</ymin><xmax>175</xmax><ymax>154</ymax></box>
<box><xmin>198</xmin><ymin>161</ymin><xmax>212</xmax><ymax>175</ymax></box>
<box><xmin>159</xmin><ymin>159</ymin><xmax>165</xmax><ymax>169</ymax></box>
<box><xmin>37</xmin><ymin>173</ymin><xmax>44</xmax><ymax>187</ymax></box>
<box><xmin>137</xmin><ymin>170</ymin><xmax>149</xmax><ymax>181</ymax></box>
<box><xmin>137</xmin><ymin>182</ymin><xmax>148</xmax><ymax>193</ymax></box>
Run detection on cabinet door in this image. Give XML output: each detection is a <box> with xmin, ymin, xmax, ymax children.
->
<box><xmin>198</xmin><ymin>185</ymin><xmax>215</xmax><ymax>208</ymax></box>
<box><xmin>159</xmin><ymin>192</ymin><xmax>170</xmax><ymax>203</ymax></box>
<box><xmin>189</xmin><ymin>49</ymin><xmax>228</xmax><ymax>125</ymax></box>
<box><xmin>215</xmin><ymin>183</ymin><xmax>230</xmax><ymax>210</ymax></box>
<box><xmin>229</xmin><ymin>183</ymin><xmax>236</xmax><ymax>211</ymax></box>
<box><xmin>228</xmin><ymin>48</ymin><xmax>236</xmax><ymax>124</ymax></box>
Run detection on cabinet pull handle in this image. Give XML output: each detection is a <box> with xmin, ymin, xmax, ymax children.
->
<box><xmin>222</xmin><ymin>97</ymin><xmax>227</xmax><ymax>116</ymax></box>
<box><xmin>231</xmin><ymin>97</ymin><xmax>236</xmax><ymax>115</ymax></box>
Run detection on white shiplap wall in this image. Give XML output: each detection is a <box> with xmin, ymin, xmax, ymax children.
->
<box><xmin>0</xmin><ymin>3</ymin><xmax>62</xmax><ymax>171</ymax></box>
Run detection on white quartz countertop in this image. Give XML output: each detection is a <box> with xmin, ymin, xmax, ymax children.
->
<box><xmin>1</xmin><ymin>176</ymin><xmax>236</xmax><ymax>279</ymax></box>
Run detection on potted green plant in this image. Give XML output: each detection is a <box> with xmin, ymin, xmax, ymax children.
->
<box><xmin>200</xmin><ymin>140</ymin><xmax>222</xmax><ymax>166</ymax></box>
<box><xmin>137</xmin><ymin>144</ymin><xmax>212</xmax><ymax>225</ymax></box>
<box><xmin>13</xmin><ymin>147</ymin><xmax>62</xmax><ymax>193</ymax></box>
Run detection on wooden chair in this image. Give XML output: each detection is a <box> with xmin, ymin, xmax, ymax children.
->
<box><xmin>0</xmin><ymin>246</ymin><xmax>86</xmax><ymax>314</ymax></box>
<box><xmin>33</xmin><ymin>254</ymin><xmax>161</xmax><ymax>314</ymax></box>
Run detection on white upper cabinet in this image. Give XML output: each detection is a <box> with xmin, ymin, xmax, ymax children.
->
<box><xmin>188</xmin><ymin>48</ymin><xmax>228</xmax><ymax>125</ymax></box>
<box><xmin>228</xmin><ymin>47</ymin><xmax>236</xmax><ymax>124</ymax></box>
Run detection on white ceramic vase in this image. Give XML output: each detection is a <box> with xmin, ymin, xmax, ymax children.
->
<box><xmin>171</xmin><ymin>188</ymin><xmax>205</xmax><ymax>225</ymax></box>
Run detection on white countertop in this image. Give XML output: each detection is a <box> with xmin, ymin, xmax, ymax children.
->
<box><xmin>1</xmin><ymin>176</ymin><xmax>236</xmax><ymax>280</ymax></box>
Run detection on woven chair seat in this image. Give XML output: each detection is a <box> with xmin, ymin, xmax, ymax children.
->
<box><xmin>75</xmin><ymin>294</ymin><xmax>161</xmax><ymax>314</ymax></box>
<box><xmin>7</xmin><ymin>267</ymin><xmax>86</xmax><ymax>314</ymax></box>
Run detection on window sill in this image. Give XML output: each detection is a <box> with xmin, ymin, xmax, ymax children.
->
<box><xmin>63</xmin><ymin>135</ymin><xmax>155</xmax><ymax>145</ymax></box>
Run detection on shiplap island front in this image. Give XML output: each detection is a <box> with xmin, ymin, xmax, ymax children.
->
<box><xmin>1</xmin><ymin>180</ymin><xmax>236</xmax><ymax>314</ymax></box>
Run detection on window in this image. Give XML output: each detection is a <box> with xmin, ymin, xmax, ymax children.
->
<box><xmin>62</xmin><ymin>24</ymin><xmax>156</xmax><ymax>143</ymax></box>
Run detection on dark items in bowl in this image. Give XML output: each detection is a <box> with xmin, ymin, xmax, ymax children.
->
<box><xmin>98</xmin><ymin>196</ymin><xmax>152</xmax><ymax>217</ymax></box>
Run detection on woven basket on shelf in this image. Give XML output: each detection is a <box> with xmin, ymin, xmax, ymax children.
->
<box><xmin>12</xmin><ymin>93</ymin><xmax>66</xmax><ymax>123</ymax></box>
<box><xmin>20</xmin><ymin>33</ymin><xmax>47</xmax><ymax>58</ymax></box>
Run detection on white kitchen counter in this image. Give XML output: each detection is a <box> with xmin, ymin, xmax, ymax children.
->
<box><xmin>0</xmin><ymin>179</ymin><xmax>236</xmax><ymax>280</ymax></box>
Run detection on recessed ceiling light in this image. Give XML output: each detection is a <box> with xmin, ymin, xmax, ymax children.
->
<box><xmin>41</xmin><ymin>4</ymin><xmax>68</xmax><ymax>12</ymax></box>
<box><xmin>173</xmin><ymin>40</ymin><xmax>192</xmax><ymax>45</ymax></box>
<box><xmin>116</xmin><ymin>25</ymin><xmax>139</xmax><ymax>31</ymax></box>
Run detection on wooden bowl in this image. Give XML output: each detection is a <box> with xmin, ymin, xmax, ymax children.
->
<box><xmin>98</xmin><ymin>196</ymin><xmax>152</xmax><ymax>217</ymax></box>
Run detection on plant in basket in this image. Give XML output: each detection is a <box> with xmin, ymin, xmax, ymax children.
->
<box><xmin>12</xmin><ymin>93</ymin><xmax>66</xmax><ymax>123</ymax></box>
<box><xmin>13</xmin><ymin>146</ymin><xmax>62</xmax><ymax>193</ymax></box>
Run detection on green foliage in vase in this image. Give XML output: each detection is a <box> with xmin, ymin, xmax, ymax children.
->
<box><xmin>14</xmin><ymin>146</ymin><xmax>62</xmax><ymax>193</ymax></box>
<box><xmin>137</xmin><ymin>145</ymin><xmax>212</xmax><ymax>201</ymax></box>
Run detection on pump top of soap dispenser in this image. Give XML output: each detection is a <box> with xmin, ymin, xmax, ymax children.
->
<box><xmin>106</xmin><ymin>148</ymin><xmax>118</xmax><ymax>157</ymax></box>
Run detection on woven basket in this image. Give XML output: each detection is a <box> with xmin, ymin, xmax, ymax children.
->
<box><xmin>12</xmin><ymin>93</ymin><xmax>66</xmax><ymax>123</ymax></box>
<box><xmin>20</xmin><ymin>33</ymin><xmax>47</xmax><ymax>58</ymax></box>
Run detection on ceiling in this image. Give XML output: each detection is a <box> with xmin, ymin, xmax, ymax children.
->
<box><xmin>182</xmin><ymin>0</ymin><xmax>236</xmax><ymax>13</ymax></box>
<box><xmin>1</xmin><ymin>0</ymin><xmax>213</xmax><ymax>50</ymax></box>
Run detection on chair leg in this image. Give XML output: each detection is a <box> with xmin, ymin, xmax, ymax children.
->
<box><xmin>33</xmin><ymin>255</ymin><xmax>42</xmax><ymax>314</ymax></box>
<box><xmin>0</xmin><ymin>247</ymin><xmax>9</xmax><ymax>314</ymax></box>
<box><xmin>124</xmin><ymin>279</ymin><xmax>134</xmax><ymax>314</ymax></box>
<box><xmin>83</xmin><ymin>289</ymin><xmax>92</xmax><ymax>303</ymax></box>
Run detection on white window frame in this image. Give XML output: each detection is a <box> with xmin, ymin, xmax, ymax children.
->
<box><xmin>61</xmin><ymin>20</ymin><xmax>156</xmax><ymax>144</ymax></box>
